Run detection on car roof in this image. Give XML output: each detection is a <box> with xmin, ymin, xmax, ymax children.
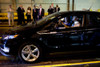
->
<box><xmin>60</xmin><ymin>10</ymin><xmax>99</xmax><ymax>13</ymax></box>
<box><xmin>59</xmin><ymin>11</ymin><xmax>100</xmax><ymax>15</ymax></box>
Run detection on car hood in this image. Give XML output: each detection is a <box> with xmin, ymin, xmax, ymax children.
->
<box><xmin>6</xmin><ymin>12</ymin><xmax>60</xmax><ymax>35</ymax></box>
<box><xmin>7</xmin><ymin>21</ymin><xmax>45</xmax><ymax>35</ymax></box>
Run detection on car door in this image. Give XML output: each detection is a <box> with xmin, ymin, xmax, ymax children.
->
<box><xmin>37</xmin><ymin>25</ymin><xmax>70</xmax><ymax>50</ymax></box>
<box><xmin>83</xmin><ymin>13</ymin><xmax>100</xmax><ymax>50</ymax></box>
<box><xmin>62</xmin><ymin>14</ymin><xmax>85</xmax><ymax>51</ymax></box>
<box><xmin>67</xmin><ymin>27</ymin><xmax>84</xmax><ymax>50</ymax></box>
<box><xmin>37</xmin><ymin>27</ymin><xmax>84</xmax><ymax>51</ymax></box>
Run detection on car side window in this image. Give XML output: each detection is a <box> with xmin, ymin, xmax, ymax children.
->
<box><xmin>86</xmin><ymin>14</ymin><xmax>100</xmax><ymax>27</ymax></box>
<box><xmin>43</xmin><ymin>14</ymin><xmax>84</xmax><ymax>30</ymax></box>
<box><xmin>55</xmin><ymin>15</ymin><xmax>83</xmax><ymax>29</ymax></box>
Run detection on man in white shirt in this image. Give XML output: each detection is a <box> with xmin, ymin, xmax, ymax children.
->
<box><xmin>7</xmin><ymin>5</ymin><xmax>14</xmax><ymax>26</ymax></box>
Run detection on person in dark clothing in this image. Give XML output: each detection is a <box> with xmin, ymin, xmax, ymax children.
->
<box><xmin>26</xmin><ymin>7</ymin><xmax>31</xmax><ymax>23</ymax></box>
<box><xmin>48</xmin><ymin>6</ymin><xmax>54</xmax><ymax>15</ymax></box>
<box><xmin>33</xmin><ymin>5</ymin><xmax>38</xmax><ymax>24</ymax></box>
<box><xmin>17</xmin><ymin>5</ymin><xmax>25</xmax><ymax>25</ymax></box>
<box><xmin>51</xmin><ymin>3</ymin><xmax>55</xmax><ymax>13</ymax></box>
<box><xmin>38</xmin><ymin>4</ymin><xmax>44</xmax><ymax>20</ymax></box>
<box><xmin>55</xmin><ymin>5</ymin><xmax>60</xmax><ymax>12</ymax></box>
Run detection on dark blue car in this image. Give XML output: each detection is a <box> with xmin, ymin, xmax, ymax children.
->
<box><xmin>0</xmin><ymin>11</ymin><xmax>100</xmax><ymax>63</ymax></box>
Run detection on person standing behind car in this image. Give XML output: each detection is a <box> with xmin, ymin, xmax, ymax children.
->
<box><xmin>51</xmin><ymin>3</ymin><xmax>55</xmax><ymax>13</ymax></box>
<box><xmin>33</xmin><ymin>5</ymin><xmax>38</xmax><ymax>24</ymax></box>
<box><xmin>0</xmin><ymin>6</ymin><xmax>1</xmax><ymax>23</ymax></box>
<box><xmin>55</xmin><ymin>5</ymin><xmax>60</xmax><ymax>12</ymax></box>
<box><xmin>38</xmin><ymin>4</ymin><xmax>44</xmax><ymax>20</ymax></box>
<box><xmin>26</xmin><ymin>7</ymin><xmax>31</xmax><ymax>23</ymax></box>
<box><xmin>48</xmin><ymin>6</ymin><xmax>54</xmax><ymax>15</ymax></box>
<box><xmin>7</xmin><ymin>5</ymin><xmax>14</xmax><ymax>26</ymax></box>
<box><xmin>17</xmin><ymin>5</ymin><xmax>25</xmax><ymax>25</ymax></box>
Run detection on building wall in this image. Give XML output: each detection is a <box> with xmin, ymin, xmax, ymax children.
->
<box><xmin>16</xmin><ymin>0</ymin><xmax>67</xmax><ymax>12</ymax></box>
<box><xmin>0</xmin><ymin>0</ymin><xmax>100</xmax><ymax>13</ymax></box>
<box><xmin>75</xmin><ymin>0</ymin><xmax>100</xmax><ymax>11</ymax></box>
<box><xmin>0</xmin><ymin>0</ymin><xmax>67</xmax><ymax>13</ymax></box>
<box><xmin>0</xmin><ymin>0</ymin><xmax>11</xmax><ymax>12</ymax></box>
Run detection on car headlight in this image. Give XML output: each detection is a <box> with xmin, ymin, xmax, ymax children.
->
<box><xmin>4</xmin><ymin>35</ymin><xmax>18</xmax><ymax>40</ymax></box>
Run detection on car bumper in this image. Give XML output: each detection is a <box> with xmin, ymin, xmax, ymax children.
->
<box><xmin>0</xmin><ymin>44</ymin><xmax>11</xmax><ymax>57</ymax></box>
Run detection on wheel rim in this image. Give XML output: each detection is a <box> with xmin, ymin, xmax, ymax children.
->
<box><xmin>21</xmin><ymin>44</ymin><xmax>40</xmax><ymax>62</ymax></box>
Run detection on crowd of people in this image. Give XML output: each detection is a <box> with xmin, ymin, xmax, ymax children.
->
<box><xmin>7</xmin><ymin>3</ymin><xmax>60</xmax><ymax>26</ymax></box>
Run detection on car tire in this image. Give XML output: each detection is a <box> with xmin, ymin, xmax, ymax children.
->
<box><xmin>18</xmin><ymin>42</ymin><xmax>43</xmax><ymax>63</ymax></box>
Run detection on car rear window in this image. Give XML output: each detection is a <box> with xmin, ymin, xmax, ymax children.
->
<box><xmin>86</xmin><ymin>13</ymin><xmax>100</xmax><ymax>27</ymax></box>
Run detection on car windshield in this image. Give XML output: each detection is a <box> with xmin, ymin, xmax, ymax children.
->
<box><xmin>36</xmin><ymin>12</ymin><xmax>60</xmax><ymax>26</ymax></box>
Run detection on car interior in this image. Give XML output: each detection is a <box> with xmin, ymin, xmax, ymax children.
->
<box><xmin>52</xmin><ymin>15</ymin><xmax>84</xmax><ymax>30</ymax></box>
<box><xmin>37</xmin><ymin>14</ymin><xmax>85</xmax><ymax>35</ymax></box>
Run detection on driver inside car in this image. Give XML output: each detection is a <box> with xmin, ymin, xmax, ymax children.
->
<box><xmin>71</xmin><ymin>16</ymin><xmax>80</xmax><ymax>27</ymax></box>
<box><xmin>55</xmin><ymin>18</ymin><xmax>69</xmax><ymax>29</ymax></box>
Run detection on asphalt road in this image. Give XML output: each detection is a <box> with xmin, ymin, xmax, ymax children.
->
<box><xmin>0</xmin><ymin>53</ymin><xmax>100</xmax><ymax>67</ymax></box>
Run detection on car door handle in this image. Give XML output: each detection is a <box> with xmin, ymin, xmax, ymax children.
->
<box><xmin>87</xmin><ymin>31</ymin><xmax>93</xmax><ymax>33</ymax></box>
<box><xmin>56</xmin><ymin>34</ymin><xmax>63</xmax><ymax>35</ymax></box>
<box><xmin>37</xmin><ymin>31</ymin><xmax>57</xmax><ymax>35</ymax></box>
<box><xmin>70</xmin><ymin>32</ymin><xmax>77</xmax><ymax>34</ymax></box>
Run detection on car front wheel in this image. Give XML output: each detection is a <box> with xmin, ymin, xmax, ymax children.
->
<box><xmin>18</xmin><ymin>42</ymin><xmax>43</xmax><ymax>63</ymax></box>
